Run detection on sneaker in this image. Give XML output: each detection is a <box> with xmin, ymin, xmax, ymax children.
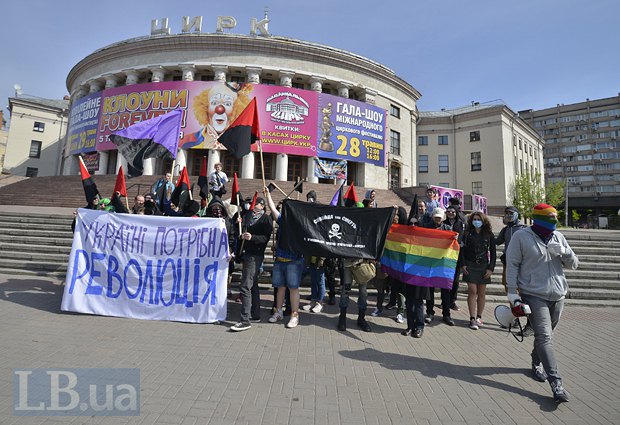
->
<box><xmin>249</xmin><ymin>316</ymin><xmax>261</xmax><ymax>323</ymax></box>
<box><xmin>469</xmin><ymin>319</ymin><xmax>479</xmax><ymax>330</ymax></box>
<box><xmin>476</xmin><ymin>317</ymin><xmax>484</xmax><ymax>327</ymax></box>
<box><xmin>532</xmin><ymin>363</ymin><xmax>548</xmax><ymax>382</ymax></box>
<box><xmin>450</xmin><ymin>302</ymin><xmax>460</xmax><ymax>311</ymax></box>
<box><xmin>412</xmin><ymin>328</ymin><xmax>424</xmax><ymax>338</ymax></box>
<box><xmin>370</xmin><ymin>308</ymin><xmax>382</xmax><ymax>317</ymax></box>
<box><xmin>311</xmin><ymin>303</ymin><xmax>323</xmax><ymax>313</ymax></box>
<box><xmin>286</xmin><ymin>313</ymin><xmax>299</xmax><ymax>328</ymax></box>
<box><xmin>268</xmin><ymin>312</ymin><xmax>283</xmax><ymax>323</ymax></box>
<box><xmin>442</xmin><ymin>316</ymin><xmax>455</xmax><ymax>326</ymax></box>
<box><xmin>424</xmin><ymin>314</ymin><xmax>434</xmax><ymax>324</ymax></box>
<box><xmin>519</xmin><ymin>323</ymin><xmax>535</xmax><ymax>337</ymax></box>
<box><xmin>395</xmin><ymin>313</ymin><xmax>405</xmax><ymax>324</ymax></box>
<box><xmin>230</xmin><ymin>322</ymin><xmax>251</xmax><ymax>332</ymax></box>
<box><xmin>301</xmin><ymin>304</ymin><xmax>313</xmax><ymax>312</ymax></box>
<box><xmin>550</xmin><ymin>380</ymin><xmax>570</xmax><ymax>403</ymax></box>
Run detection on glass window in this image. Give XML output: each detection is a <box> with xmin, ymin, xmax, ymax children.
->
<box><xmin>230</xmin><ymin>75</ymin><xmax>245</xmax><ymax>83</ymax></box>
<box><xmin>390</xmin><ymin>130</ymin><xmax>401</xmax><ymax>156</ymax></box>
<box><xmin>262</xmin><ymin>78</ymin><xmax>276</xmax><ymax>85</ymax></box>
<box><xmin>439</xmin><ymin>154</ymin><xmax>449</xmax><ymax>172</ymax></box>
<box><xmin>470</xmin><ymin>131</ymin><xmax>480</xmax><ymax>142</ymax></box>
<box><xmin>471</xmin><ymin>152</ymin><xmax>481</xmax><ymax>171</ymax></box>
<box><xmin>33</xmin><ymin>122</ymin><xmax>45</xmax><ymax>132</ymax></box>
<box><xmin>418</xmin><ymin>155</ymin><xmax>428</xmax><ymax>173</ymax></box>
<box><xmin>389</xmin><ymin>164</ymin><xmax>400</xmax><ymax>189</ymax></box>
<box><xmin>29</xmin><ymin>141</ymin><xmax>42</xmax><ymax>158</ymax></box>
<box><xmin>291</xmin><ymin>82</ymin><xmax>305</xmax><ymax>89</ymax></box>
<box><xmin>438</xmin><ymin>135</ymin><xmax>448</xmax><ymax>145</ymax></box>
<box><xmin>418</xmin><ymin>136</ymin><xmax>428</xmax><ymax>146</ymax></box>
<box><xmin>25</xmin><ymin>167</ymin><xmax>38</xmax><ymax>177</ymax></box>
<box><xmin>390</xmin><ymin>105</ymin><xmax>400</xmax><ymax>118</ymax></box>
<box><xmin>472</xmin><ymin>181</ymin><xmax>483</xmax><ymax>195</ymax></box>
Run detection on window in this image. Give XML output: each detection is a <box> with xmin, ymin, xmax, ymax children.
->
<box><xmin>418</xmin><ymin>155</ymin><xmax>428</xmax><ymax>173</ymax></box>
<box><xmin>389</xmin><ymin>164</ymin><xmax>400</xmax><ymax>189</ymax></box>
<box><xmin>471</xmin><ymin>152</ymin><xmax>481</xmax><ymax>171</ymax></box>
<box><xmin>291</xmin><ymin>82</ymin><xmax>305</xmax><ymax>89</ymax></box>
<box><xmin>418</xmin><ymin>135</ymin><xmax>428</xmax><ymax>146</ymax></box>
<box><xmin>390</xmin><ymin>130</ymin><xmax>401</xmax><ymax>156</ymax></box>
<box><xmin>438</xmin><ymin>154</ymin><xmax>449</xmax><ymax>172</ymax></box>
<box><xmin>33</xmin><ymin>122</ymin><xmax>45</xmax><ymax>132</ymax></box>
<box><xmin>390</xmin><ymin>105</ymin><xmax>400</xmax><ymax>118</ymax></box>
<box><xmin>261</xmin><ymin>78</ymin><xmax>276</xmax><ymax>85</ymax></box>
<box><xmin>470</xmin><ymin>131</ymin><xmax>480</xmax><ymax>142</ymax></box>
<box><xmin>287</xmin><ymin>157</ymin><xmax>303</xmax><ymax>181</ymax></box>
<box><xmin>25</xmin><ymin>167</ymin><xmax>38</xmax><ymax>177</ymax></box>
<box><xmin>472</xmin><ymin>181</ymin><xmax>483</xmax><ymax>195</ymax></box>
<box><xmin>230</xmin><ymin>75</ymin><xmax>245</xmax><ymax>83</ymax></box>
<box><xmin>29</xmin><ymin>141</ymin><xmax>42</xmax><ymax>158</ymax></box>
<box><xmin>438</xmin><ymin>135</ymin><xmax>448</xmax><ymax>145</ymax></box>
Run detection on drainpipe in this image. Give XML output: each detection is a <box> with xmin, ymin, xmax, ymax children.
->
<box><xmin>56</xmin><ymin>110</ymin><xmax>66</xmax><ymax>176</ymax></box>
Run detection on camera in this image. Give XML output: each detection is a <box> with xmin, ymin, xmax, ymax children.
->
<box><xmin>511</xmin><ymin>301</ymin><xmax>531</xmax><ymax>317</ymax></box>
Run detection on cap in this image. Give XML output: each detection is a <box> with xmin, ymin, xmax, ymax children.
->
<box><xmin>256</xmin><ymin>197</ymin><xmax>265</xmax><ymax>206</ymax></box>
<box><xmin>432</xmin><ymin>207</ymin><xmax>445</xmax><ymax>218</ymax></box>
<box><xmin>505</xmin><ymin>206</ymin><xmax>519</xmax><ymax>214</ymax></box>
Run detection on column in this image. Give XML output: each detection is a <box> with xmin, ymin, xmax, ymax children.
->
<box><xmin>360</xmin><ymin>88</ymin><xmax>377</xmax><ymax>105</ymax></box>
<box><xmin>337</xmin><ymin>83</ymin><xmax>350</xmax><ymax>98</ymax></box>
<box><xmin>175</xmin><ymin>148</ymin><xmax>187</xmax><ymax>172</ymax></box>
<box><xmin>275</xmin><ymin>153</ymin><xmax>288</xmax><ymax>181</ymax></box>
<box><xmin>70</xmin><ymin>87</ymin><xmax>87</xmax><ymax>103</ymax></box>
<box><xmin>148</xmin><ymin>66</ymin><xmax>165</xmax><ymax>83</ymax></box>
<box><xmin>279</xmin><ymin>70</ymin><xmax>295</xmax><ymax>87</ymax></box>
<box><xmin>103</xmin><ymin>74</ymin><xmax>118</xmax><ymax>89</ymax></box>
<box><xmin>246</xmin><ymin>67</ymin><xmax>262</xmax><ymax>83</ymax></box>
<box><xmin>207</xmin><ymin>149</ymin><xmax>221</xmax><ymax>174</ymax></box>
<box><xmin>124</xmin><ymin>69</ymin><xmax>140</xmax><ymax>85</ymax></box>
<box><xmin>180</xmin><ymin>64</ymin><xmax>196</xmax><ymax>81</ymax></box>
<box><xmin>117</xmin><ymin>154</ymin><xmax>128</xmax><ymax>173</ymax></box>
<box><xmin>306</xmin><ymin>157</ymin><xmax>318</xmax><ymax>183</ymax></box>
<box><xmin>95</xmin><ymin>152</ymin><xmax>109</xmax><ymax>175</ymax></box>
<box><xmin>63</xmin><ymin>155</ymin><xmax>79</xmax><ymax>176</ymax></box>
<box><xmin>241</xmin><ymin>152</ymin><xmax>255</xmax><ymax>179</ymax></box>
<box><xmin>143</xmin><ymin>157</ymin><xmax>155</xmax><ymax>176</ymax></box>
<box><xmin>88</xmin><ymin>80</ymin><xmax>103</xmax><ymax>93</ymax></box>
<box><xmin>212</xmin><ymin>65</ymin><xmax>228</xmax><ymax>82</ymax></box>
<box><xmin>309</xmin><ymin>76</ymin><xmax>325</xmax><ymax>92</ymax></box>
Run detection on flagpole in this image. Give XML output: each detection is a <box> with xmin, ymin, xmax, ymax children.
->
<box><xmin>269</xmin><ymin>182</ymin><xmax>289</xmax><ymax>198</ymax></box>
<box><xmin>236</xmin><ymin>193</ymin><xmax>242</xmax><ymax>236</ymax></box>
<box><xmin>258</xmin><ymin>139</ymin><xmax>266</xmax><ymax>190</ymax></box>
<box><xmin>283</xmin><ymin>180</ymin><xmax>304</xmax><ymax>199</ymax></box>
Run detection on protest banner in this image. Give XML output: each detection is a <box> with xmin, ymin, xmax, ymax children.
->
<box><xmin>61</xmin><ymin>209</ymin><xmax>229</xmax><ymax>323</ymax></box>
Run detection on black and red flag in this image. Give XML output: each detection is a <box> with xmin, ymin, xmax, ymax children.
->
<box><xmin>110</xmin><ymin>166</ymin><xmax>129</xmax><ymax>213</ymax></box>
<box><xmin>79</xmin><ymin>156</ymin><xmax>100</xmax><ymax>205</ymax></box>
<box><xmin>344</xmin><ymin>182</ymin><xmax>359</xmax><ymax>207</ymax></box>
<box><xmin>217</xmin><ymin>97</ymin><xmax>260</xmax><ymax>159</ymax></box>
<box><xmin>170</xmin><ymin>167</ymin><xmax>191</xmax><ymax>207</ymax></box>
<box><xmin>197</xmin><ymin>156</ymin><xmax>209</xmax><ymax>199</ymax></box>
<box><xmin>230</xmin><ymin>173</ymin><xmax>243</xmax><ymax>206</ymax></box>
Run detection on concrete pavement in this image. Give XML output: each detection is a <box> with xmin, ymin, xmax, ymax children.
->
<box><xmin>0</xmin><ymin>273</ymin><xmax>619</xmax><ymax>425</ymax></box>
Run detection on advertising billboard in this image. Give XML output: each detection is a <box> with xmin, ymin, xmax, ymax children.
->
<box><xmin>67</xmin><ymin>93</ymin><xmax>102</xmax><ymax>155</ymax></box>
<box><xmin>430</xmin><ymin>185</ymin><xmax>464</xmax><ymax>209</ymax></box>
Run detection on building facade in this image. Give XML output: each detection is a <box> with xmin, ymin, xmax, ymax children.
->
<box><xmin>63</xmin><ymin>21</ymin><xmax>421</xmax><ymax>190</ymax></box>
<box><xmin>3</xmin><ymin>97</ymin><xmax>69</xmax><ymax>177</ymax></box>
<box><xmin>519</xmin><ymin>94</ymin><xmax>620</xmax><ymax>223</ymax></box>
<box><xmin>417</xmin><ymin>102</ymin><xmax>545</xmax><ymax>212</ymax></box>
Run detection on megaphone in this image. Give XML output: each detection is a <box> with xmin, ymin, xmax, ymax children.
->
<box><xmin>494</xmin><ymin>305</ymin><xmax>517</xmax><ymax>328</ymax></box>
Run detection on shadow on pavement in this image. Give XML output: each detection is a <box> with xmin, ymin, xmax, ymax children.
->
<box><xmin>0</xmin><ymin>278</ymin><xmax>64</xmax><ymax>314</ymax></box>
<box><xmin>339</xmin><ymin>347</ymin><xmax>560</xmax><ymax>412</ymax></box>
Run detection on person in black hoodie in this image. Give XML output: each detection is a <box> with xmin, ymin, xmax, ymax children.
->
<box><xmin>230</xmin><ymin>197</ymin><xmax>273</xmax><ymax>332</ymax></box>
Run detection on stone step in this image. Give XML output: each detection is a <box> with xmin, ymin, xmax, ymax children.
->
<box><xmin>456</xmin><ymin>283</ymin><xmax>620</xmax><ymax>300</ymax></box>
<box><xmin>0</xmin><ymin>235</ymin><xmax>73</xmax><ymax>247</ymax></box>
<box><xmin>0</xmin><ymin>228</ymin><xmax>74</xmax><ymax>239</ymax></box>
<box><xmin>0</xmin><ymin>213</ymin><xmax>73</xmax><ymax>225</ymax></box>
<box><xmin>0</xmin><ymin>242</ymin><xmax>72</xmax><ymax>255</ymax></box>
<box><xmin>0</xmin><ymin>220</ymin><xmax>73</xmax><ymax>231</ymax></box>
<box><xmin>475</xmin><ymin>294</ymin><xmax>620</xmax><ymax>308</ymax></box>
<box><xmin>0</xmin><ymin>249</ymin><xmax>69</xmax><ymax>263</ymax></box>
<box><xmin>0</xmin><ymin>267</ymin><xmax>67</xmax><ymax>280</ymax></box>
<box><xmin>0</xmin><ymin>258</ymin><xmax>67</xmax><ymax>273</ymax></box>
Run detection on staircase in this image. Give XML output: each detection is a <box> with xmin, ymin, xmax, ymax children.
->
<box><xmin>0</xmin><ymin>209</ymin><xmax>618</xmax><ymax>306</ymax></box>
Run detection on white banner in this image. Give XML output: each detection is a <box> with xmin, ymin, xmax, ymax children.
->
<box><xmin>62</xmin><ymin>209</ymin><xmax>229</xmax><ymax>323</ymax></box>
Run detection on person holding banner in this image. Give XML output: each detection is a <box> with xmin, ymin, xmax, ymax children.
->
<box><xmin>230</xmin><ymin>196</ymin><xmax>273</xmax><ymax>332</ymax></box>
<box><xmin>461</xmin><ymin>211</ymin><xmax>496</xmax><ymax>330</ymax></box>
<box><xmin>264</xmin><ymin>187</ymin><xmax>303</xmax><ymax>329</ymax></box>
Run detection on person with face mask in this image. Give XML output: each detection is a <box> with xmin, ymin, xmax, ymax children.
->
<box><xmin>461</xmin><ymin>211</ymin><xmax>496</xmax><ymax>330</ymax></box>
<box><xmin>506</xmin><ymin>204</ymin><xmax>578</xmax><ymax>403</ymax></box>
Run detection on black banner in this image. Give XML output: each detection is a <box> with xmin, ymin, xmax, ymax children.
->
<box><xmin>279</xmin><ymin>200</ymin><xmax>395</xmax><ymax>259</ymax></box>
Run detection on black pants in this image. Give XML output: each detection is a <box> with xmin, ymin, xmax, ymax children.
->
<box><xmin>324</xmin><ymin>258</ymin><xmax>337</xmax><ymax>299</ymax></box>
<box><xmin>405</xmin><ymin>285</ymin><xmax>425</xmax><ymax>331</ymax></box>
<box><xmin>427</xmin><ymin>268</ymin><xmax>460</xmax><ymax>317</ymax></box>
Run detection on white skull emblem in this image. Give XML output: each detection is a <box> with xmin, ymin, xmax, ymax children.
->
<box><xmin>328</xmin><ymin>223</ymin><xmax>342</xmax><ymax>239</ymax></box>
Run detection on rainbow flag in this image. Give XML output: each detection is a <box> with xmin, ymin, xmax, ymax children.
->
<box><xmin>380</xmin><ymin>225</ymin><xmax>460</xmax><ymax>289</ymax></box>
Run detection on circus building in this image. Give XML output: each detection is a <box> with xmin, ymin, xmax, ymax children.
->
<box><xmin>62</xmin><ymin>13</ymin><xmax>421</xmax><ymax>189</ymax></box>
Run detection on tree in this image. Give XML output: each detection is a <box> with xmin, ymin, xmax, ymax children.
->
<box><xmin>510</xmin><ymin>172</ymin><xmax>545</xmax><ymax>221</ymax></box>
<box><xmin>545</xmin><ymin>180</ymin><xmax>566</xmax><ymax>223</ymax></box>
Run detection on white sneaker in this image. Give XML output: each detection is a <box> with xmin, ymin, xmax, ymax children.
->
<box><xmin>301</xmin><ymin>304</ymin><xmax>312</xmax><ymax>312</ymax></box>
<box><xmin>311</xmin><ymin>303</ymin><xmax>323</xmax><ymax>313</ymax></box>
<box><xmin>396</xmin><ymin>313</ymin><xmax>405</xmax><ymax>324</ymax></box>
<box><xmin>286</xmin><ymin>314</ymin><xmax>299</xmax><ymax>328</ymax></box>
<box><xmin>268</xmin><ymin>312</ymin><xmax>283</xmax><ymax>323</ymax></box>
<box><xmin>370</xmin><ymin>308</ymin><xmax>381</xmax><ymax>317</ymax></box>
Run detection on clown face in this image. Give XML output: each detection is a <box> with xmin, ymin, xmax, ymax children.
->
<box><xmin>208</xmin><ymin>85</ymin><xmax>237</xmax><ymax>133</ymax></box>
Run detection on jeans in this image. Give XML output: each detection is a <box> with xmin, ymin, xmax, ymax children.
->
<box><xmin>309</xmin><ymin>267</ymin><xmax>326</xmax><ymax>302</ymax></box>
<box><xmin>339</xmin><ymin>267</ymin><xmax>368</xmax><ymax>311</ymax></box>
<box><xmin>240</xmin><ymin>254</ymin><xmax>262</xmax><ymax>322</ymax></box>
<box><xmin>522</xmin><ymin>294</ymin><xmax>564</xmax><ymax>383</ymax></box>
<box><xmin>405</xmin><ymin>284</ymin><xmax>425</xmax><ymax>330</ymax></box>
<box><xmin>272</xmin><ymin>259</ymin><xmax>304</xmax><ymax>289</ymax></box>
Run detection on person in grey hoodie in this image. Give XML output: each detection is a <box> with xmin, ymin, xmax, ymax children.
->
<box><xmin>506</xmin><ymin>203</ymin><xmax>578</xmax><ymax>403</ymax></box>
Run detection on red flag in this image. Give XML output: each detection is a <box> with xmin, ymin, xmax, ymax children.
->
<box><xmin>170</xmin><ymin>167</ymin><xmax>191</xmax><ymax>207</ymax></box>
<box><xmin>79</xmin><ymin>156</ymin><xmax>100</xmax><ymax>204</ymax></box>
<box><xmin>344</xmin><ymin>182</ymin><xmax>359</xmax><ymax>207</ymax></box>
<box><xmin>198</xmin><ymin>156</ymin><xmax>208</xmax><ymax>199</ymax></box>
<box><xmin>218</xmin><ymin>97</ymin><xmax>260</xmax><ymax>159</ymax></box>
<box><xmin>231</xmin><ymin>173</ymin><xmax>241</xmax><ymax>205</ymax></box>
<box><xmin>112</xmin><ymin>166</ymin><xmax>127</xmax><ymax>198</ymax></box>
<box><xmin>249</xmin><ymin>191</ymin><xmax>258</xmax><ymax>211</ymax></box>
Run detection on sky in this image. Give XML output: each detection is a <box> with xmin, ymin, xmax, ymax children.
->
<box><xmin>1</xmin><ymin>0</ymin><xmax>619</xmax><ymax>124</ymax></box>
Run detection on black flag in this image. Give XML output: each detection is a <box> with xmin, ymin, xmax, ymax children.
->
<box><xmin>278</xmin><ymin>200</ymin><xmax>394</xmax><ymax>259</ymax></box>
